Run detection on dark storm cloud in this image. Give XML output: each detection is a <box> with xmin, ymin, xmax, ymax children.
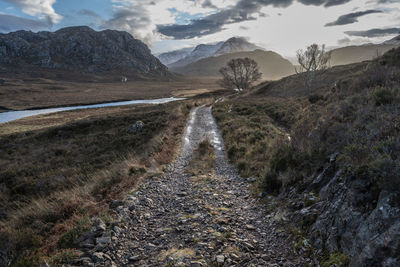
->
<box><xmin>202</xmin><ymin>0</ymin><xmax>217</xmax><ymax>8</ymax></box>
<box><xmin>325</xmin><ymin>10</ymin><xmax>383</xmax><ymax>26</ymax></box>
<box><xmin>298</xmin><ymin>0</ymin><xmax>351</xmax><ymax>7</ymax></box>
<box><xmin>0</xmin><ymin>13</ymin><xmax>51</xmax><ymax>32</ymax></box>
<box><xmin>101</xmin><ymin>2</ymin><xmax>153</xmax><ymax>42</ymax></box>
<box><xmin>345</xmin><ymin>27</ymin><xmax>400</xmax><ymax>37</ymax></box>
<box><xmin>157</xmin><ymin>0</ymin><xmax>355</xmax><ymax>39</ymax></box>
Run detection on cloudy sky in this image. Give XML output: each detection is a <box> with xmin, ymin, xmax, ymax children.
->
<box><xmin>0</xmin><ymin>0</ymin><xmax>399</xmax><ymax>56</ymax></box>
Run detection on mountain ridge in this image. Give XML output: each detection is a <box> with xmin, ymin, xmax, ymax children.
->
<box><xmin>158</xmin><ymin>37</ymin><xmax>262</xmax><ymax>68</ymax></box>
<box><xmin>0</xmin><ymin>26</ymin><xmax>168</xmax><ymax>77</ymax></box>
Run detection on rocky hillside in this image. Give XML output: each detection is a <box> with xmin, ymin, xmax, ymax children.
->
<box><xmin>171</xmin><ymin>50</ymin><xmax>295</xmax><ymax>80</ymax></box>
<box><xmin>0</xmin><ymin>26</ymin><xmax>168</xmax><ymax>76</ymax></box>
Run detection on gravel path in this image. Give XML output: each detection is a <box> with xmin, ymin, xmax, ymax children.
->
<box><xmin>81</xmin><ymin>106</ymin><xmax>310</xmax><ymax>266</ymax></box>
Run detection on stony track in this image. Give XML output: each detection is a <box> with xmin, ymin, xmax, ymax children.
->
<box><xmin>79</xmin><ymin>106</ymin><xmax>310</xmax><ymax>266</ymax></box>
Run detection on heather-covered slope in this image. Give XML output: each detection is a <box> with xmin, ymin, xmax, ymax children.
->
<box><xmin>213</xmin><ymin>47</ymin><xmax>400</xmax><ymax>266</ymax></box>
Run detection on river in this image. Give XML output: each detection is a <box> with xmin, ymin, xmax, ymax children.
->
<box><xmin>0</xmin><ymin>97</ymin><xmax>184</xmax><ymax>124</ymax></box>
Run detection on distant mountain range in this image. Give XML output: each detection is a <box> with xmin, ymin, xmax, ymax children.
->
<box><xmin>157</xmin><ymin>37</ymin><xmax>262</xmax><ymax>68</ymax></box>
<box><xmin>159</xmin><ymin>35</ymin><xmax>400</xmax><ymax>80</ymax></box>
<box><xmin>1</xmin><ymin>26</ymin><xmax>398</xmax><ymax>81</ymax></box>
<box><xmin>0</xmin><ymin>26</ymin><xmax>167</xmax><ymax>77</ymax></box>
<box><xmin>171</xmin><ymin>50</ymin><xmax>295</xmax><ymax>80</ymax></box>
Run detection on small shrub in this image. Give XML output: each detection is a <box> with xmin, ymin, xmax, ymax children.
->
<box><xmin>57</xmin><ymin>217</ymin><xmax>90</xmax><ymax>249</ymax></box>
<box><xmin>10</xmin><ymin>252</ymin><xmax>41</xmax><ymax>267</ymax></box>
<box><xmin>321</xmin><ymin>252</ymin><xmax>349</xmax><ymax>267</ymax></box>
<box><xmin>269</xmin><ymin>144</ymin><xmax>298</xmax><ymax>173</ymax></box>
<box><xmin>237</xmin><ymin>160</ymin><xmax>247</xmax><ymax>174</ymax></box>
<box><xmin>51</xmin><ymin>249</ymin><xmax>79</xmax><ymax>265</ymax></box>
<box><xmin>308</xmin><ymin>94</ymin><xmax>324</xmax><ymax>103</ymax></box>
<box><xmin>373</xmin><ymin>87</ymin><xmax>395</xmax><ymax>106</ymax></box>
<box><xmin>128</xmin><ymin>166</ymin><xmax>146</xmax><ymax>176</ymax></box>
<box><xmin>261</xmin><ymin>171</ymin><xmax>281</xmax><ymax>194</ymax></box>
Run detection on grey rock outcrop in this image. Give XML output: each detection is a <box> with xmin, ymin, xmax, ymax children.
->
<box><xmin>288</xmin><ymin>158</ymin><xmax>400</xmax><ymax>266</ymax></box>
<box><xmin>0</xmin><ymin>26</ymin><xmax>168</xmax><ymax>75</ymax></box>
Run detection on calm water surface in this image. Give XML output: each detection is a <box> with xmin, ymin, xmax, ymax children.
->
<box><xmin>0</xmin><ymin>97</ymin><xmax>184</xmax><ymax>124</ymax></box>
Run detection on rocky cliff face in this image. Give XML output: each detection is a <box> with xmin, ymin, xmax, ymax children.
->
<box><xmin>0</xmin><ymin>26</ymin><xmax>168</xmax><ymax>76</ymax></box>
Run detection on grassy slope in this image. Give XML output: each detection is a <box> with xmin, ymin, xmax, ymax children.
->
<box><xmin>0</xmin><ymin>101</ymin><xmax>192</xmax><ymax>265</ymax></box>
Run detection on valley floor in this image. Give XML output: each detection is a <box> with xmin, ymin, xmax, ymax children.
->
<box><xmin>0</xmin><ymin>77</ymin><xmax>222</xmax><ymax>112</ymax></box>
<box><xmin>76</xmin><ymin>106</ymin><xmax>309</xmax><ymax>266</ymax></box>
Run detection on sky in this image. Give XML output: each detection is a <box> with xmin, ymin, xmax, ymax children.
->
<box><xmin>0</xmin><ymin>0</ymin><xmax>399</xmax><ymax>57</ymax></box>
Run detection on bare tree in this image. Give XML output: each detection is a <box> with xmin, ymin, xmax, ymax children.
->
<box><xmin>296</xmin><ymin>44</ymin><xmax>330</xmax><ymax>96</ymax></box>
<box><xmin>219</xmin><ymin>58</ymin><xmax>262</xmax><ymax>91</ymax></box>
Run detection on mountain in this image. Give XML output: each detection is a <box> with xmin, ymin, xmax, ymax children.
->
<box><xmin>170</xmin><ymin>49</ymin><xmax>295</xmax><ymax>80</ymax></box>
<box><xmin>0</xmin><ymin>26</ymin><xmax>168</xmax><ymax>76</ymax></box>
<box><xmin>165</xmin><ymin>37</ymin><xmax>262</xmax><ymax>68</ymax></box>
<box><xmin>328</xmin><ymin>40</ymin><xmax>399</xmax><ymax>66</ymax></box>
<box><xmin>168</xmin><ymin>42</ymin><xmax>224</xmax><ymax>68</ymax></box>
<box><xmin>157</xmin><ymin>47</ymin><xmax>194</xmax><ymax>65</ymax></box>
<box><xmin>214</xmin><ymin>37</ymin><xmax>261</xmax><ymax>56</ymax></box>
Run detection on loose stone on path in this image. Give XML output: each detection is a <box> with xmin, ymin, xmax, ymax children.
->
<box><xmin>76</xmin><ymin>106</ymin><xmax>309</xmax><ymax>266</ymax></box>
